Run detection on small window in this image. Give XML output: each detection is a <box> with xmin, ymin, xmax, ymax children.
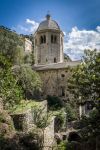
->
<box><xmin>51</xmin><ymin>35</ymin><xmax>57</xmax><ymax>43</ymax></box>
<box><xmin>61</xmin><ymin>87</ymin><xmax>65</xmax><ymax>97</ymax></box>
<box><xmin>51</xmin><ymin>35</ymin><xmax>53</xmax><ymax>43</ymax></box>
<box><xmin>38</xmin><ymin>59</ymin><xmax>41</xmax><ymax>63</ymax></box>
<box><xmin>44</xmin><ymin>35</ymin><xmax>46</xmax><ymax>43</ymax></box>
<box><xmin>40</xmin><ymin>35</ymin><xmax>46</xmax><ymax>44</ymax></box>
<box><xmin>40</xmin><ymin>36</ymin><xmax>43</xmax><ymax>44</ymax></box>
<box><xmin>54</xmin><ymin>57</ymin><xmax>57</xmax><ymax>63</ymax></box>
<box><xmin>61</xmin><ymin>74</ymin><xmax>65</xmax><ymax>77</ymax></box>
<box><xmin>35</xmin><ymin>39</ymin><xmax>37</xmax><ymax>45</ymax></box>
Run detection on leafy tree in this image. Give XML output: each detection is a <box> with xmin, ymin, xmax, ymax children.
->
<box><xmin>13</xmin><ymin>46</ymin><xmax>25</xmax><ymax>65</ymax></box>
<box><xmin>0</xmin><ymin>53</ymin><xmax>23</xmax><ymax>109</ymax></box>
<box><xmin>0</xmin><ymin>26</ymin><xmax>24</xmax><ymax>65</ymax></box>
<box><xmin>67</xmin><ymin>50</ymin><xmax>100</xmax><ymax>148</ymax></box>
<box><xmin>47</xmin><ymin>95</ymin><xmax>63</xmax><ymax>110</ymax></box>
<box><xmin>65</xmin><ymin>104</ymin><xmax>77</xmax><ymax>122</ymax></box>
<box><xmin>13</xmin><ymin>65</ymin><xmax>42</xmax><ymax>99</ymax></box>
<box><xmin>68</xmin><ymin>49</ymin><xmax>100</xmax><ymax>104</ymax></box>
<box><xmin>24</xmin><ymin>53</ymin><xmax>32</xmax><ymax>64</ymax></box>
<box><xmin>0</xmin><ymin>26</ymin><xmax>35</xmax><ymax>65</ymax></box>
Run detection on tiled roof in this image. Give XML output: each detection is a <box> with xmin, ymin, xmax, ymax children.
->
<box><xmin>33</xmin><ymin>61</ymin><xmax>81</xmax><ymax>71</ymax></box>
<box><xmin>37</xmin><ymin>16</ymin><xmax>60</xmax><ymax>31</ymax></box>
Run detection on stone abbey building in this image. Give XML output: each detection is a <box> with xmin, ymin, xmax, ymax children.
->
<box><xmin>33</xmin><ymin>14</ymin><xmax>80</xmax><ymax>100</ymax></box>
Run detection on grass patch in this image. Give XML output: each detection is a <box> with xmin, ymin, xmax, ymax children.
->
<box><xmin>9</xmin><ymin>100</ymin><xmax>43</xmax><ymax>114</ymax></box>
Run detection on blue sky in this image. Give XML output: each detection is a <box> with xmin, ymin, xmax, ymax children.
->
<box><xmin>0</xmin><ymin>0</ymin><xmax>100</xmax><ymax>60</ymax></box>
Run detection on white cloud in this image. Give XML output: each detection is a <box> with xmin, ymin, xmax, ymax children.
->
<box><xmin>13</xmin><ymin>20</ymin><xmax>100</xmax><ymax>60</ymax></box>
<box><xmin>64</xmin><ymin>26</ymin><xmax>100</xmax><ymax>60</ymax></box>
<box><xmin>96</xmin><ymin>26</ymin><xmax>100</xmax><ymax>32</ymax></box>
<box><xmin>26</xmin><ymin>19</ymin><xmax>36</xmax><ymax>25</ymax></box>
<box><xmin>12</xmin><ymin>19</ymin><xmax>39</xmax><ymax>34</ymax></box>
<box><xmin>25</xmin><ymin>19</ymin><xmax>39</xmax><ymax>33</ymax></box>
<box><xmin>17</xmin><ymin>25</ymin><xmax>29</xmax><ymax>32</ymax></box>
<box><xmin>63</xmin><ymin>31</ymin><xmax>66</xmax><ymax>36</ymax></box>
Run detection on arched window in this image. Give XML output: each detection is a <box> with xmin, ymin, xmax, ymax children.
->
<box><xmin>51</xmin><ymin>35</ymin><xmax>53</xmax><ymax>43</ymax></box>
<box><xmin>54</xmin><ymin>57</ymin><xmax>57</xmax><ymax>63</ymax></box>
<box><xmin>51</xmin><ymin>35</ymin><xmax>57</xmax><ymax>43</ymax></box>
<box><xmin>40</xmin><ymin>36</ymin><xmax>43</xmax><ymax>44</ymax></box>
<box><xmin>44</xmin><ymin>35</ymin><xmax>46</xmax><ymax>43</ymax></box>
<box><xmin>40</xmin><ymin>35</ymin><xmax>46</xmax><ymax>44</ymax></box>
<box><xmin>61</xmin><ymin>86</ymin><xmax>65</xmax><ymax>97</ymax></box>
<box><xmin>54</xmin><ymin>36</ymin><xmax>57</xmax><ymax>43</ymax></box>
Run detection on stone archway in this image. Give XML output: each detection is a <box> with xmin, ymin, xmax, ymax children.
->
<box><xmin>68</xmin><ymin>131</ymin><xmax>81</xmax><ymax>142</ymax></box>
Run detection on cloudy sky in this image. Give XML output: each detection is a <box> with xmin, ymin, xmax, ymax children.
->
<box><xmin>0</xmin><ymin>0</ymin><xmax>100</xmax><ymax>60</ymax></box>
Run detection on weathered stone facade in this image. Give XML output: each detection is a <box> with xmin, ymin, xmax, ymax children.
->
<box><xmin>11</xmin><ymin>100</ymin><xmax>47</xmax><ymax>132</ymax></box>
<box><xmin>33</xmin><ymin>14</ymin><xmax>80</xmax><ymax>99</ymax></box>
<box><xmin>24</xmin><ymin>38</ymin><xmax>32</xmax><ymax>53</ymax></box>
<box><xmin>43</xmin><ymin>116</ymin><xmax>56</xmax><ymax>150</ymax></box>
<box><xmin>33</xmin><ymin>62</ymin><xmax>80</xmax><ymax>100</ymax></box>
<box><xmin>36</xmin><ymin>68</ymin><xmax>69</xmax><ymax>100</ymax></box>
<box><xmin>34</xmin><ymin>14</ymin><xmax>64</xmax><ymax>65</ymax></box>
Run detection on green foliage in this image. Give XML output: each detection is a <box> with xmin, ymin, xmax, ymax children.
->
<box><xmin>0</xmin><ymin>26</ymin><xmax>35</xmax><ymax>65</ymax></box>
<box><xmin>0</xmin><ymin>26</ymin><xmax>24</xmax><ymax>65</ymax></box>
<box><xmin>35</xmin><ymin>116</ymin><xmax>48</xmax><ymax>129</ymax></box>
<box><xmin>13</xmin><ymin>65</ymin><xmax>42</xmax><ymax>99</ymax></box>
<box><xmin>14</xmin><ymin>46</ymin><xmax>25</xmax><ymax>65</ymax></box>
<box><xmin>67</xmin><ymin>49</ymin><xmax>100</xmax><ymax>147</ymax></box>
<box><xmin>75</xmin><ymin>108</ymin><xmax>100</xmax><ymax>141</ymax></box>
<box><xmin>65</xmin><ymin>103</ymin><xmax>77</xmax><ymax>121</ymax></box>
<box><xmin>55</xmin><ymin>112</ymin><xmax>65</xmax><ymax>131</ymax></box>
<box><xmin>47</xmin><ymin>95</ymin><xmax>63</xmax><ymax>110</ymax></box>
<box><xmin>0</xmin><ymin>54</ymin><xmax>23</xmax><ymax>108</ymax></box>
<box><xmin>24</xmin><ymin>53</ymin><xmax>33</xmax><ymax>64</ymax></box>
<box><xmin>0</xmin><ymin>110</ymin><xmax>15</xmax><ymax>137</ymax></box>
<box><xmin>68</xmin><ymin>49</ymin><xmax>100</xmax><ymax>103</ymax></box>
<box><xmin>58</xmin><ymin>141</ymin><xmax>67</xmax><ymax>150</ymax></box>
<box><xmin>0</xmin><ymin>131</ymin><xmax>42</xmax><ymax>150</ymax></box>
<box><xmin>66</xmin><ymin>141</ymin><xmax>81</xmax><ymax>150</ymax></box>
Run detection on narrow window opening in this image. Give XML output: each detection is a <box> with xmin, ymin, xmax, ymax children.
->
<box><xmin>51</xmin><ymin>35</ymin><xmax>57</xmax><ymax>43</ymax></box>
<box><xmin>38</xmin><ymin>59</ymin><xmax>41</xmax><ymax>63</ymax></box>
<box><xmin>51</xmin><ymin>35</ymin><xmax>53</xmax><ymax>43</ymax></box>
<box><xmin>61</xmin><ymin>87</ymin><xmax>65</xmax><ymax>97</ymax></box>
<box><xmin>40</xmin><ymin>35</ymin><xmax>46</xmax><ymax>44</ymax></box>
<box><xmin>44</xmin><ymin>35</ymin><xmax>46</xmax><ymax>43</ymax></box>
<box><xmin>61</xmin><ymin>74</ymin><xmax>65</xmax><ymax>77</ymax></box>
<box><xmin>54</xmin><ymin>57</ymin><xmax>57</xmax><ymax>63</ymax></box>
<box><xmin>40</xmin><ymin>36</ymin><xmax>43</xmax><ymax>44</ymax></box>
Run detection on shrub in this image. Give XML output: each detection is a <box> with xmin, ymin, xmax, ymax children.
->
<box><xmin>65</xmin><ymin>104</ymin><xmax>77</xmax><ymax>122</ymax></box>
<box><xmin>47</xmin><ymin>95</ymin><xmax>63</xmax><ymax>110</ymax></box>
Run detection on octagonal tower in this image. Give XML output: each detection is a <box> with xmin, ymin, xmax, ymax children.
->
<box><xmin>34</xmin><ymin>14</ymin><xmax>64</xmax><ymax>65</ymax></box>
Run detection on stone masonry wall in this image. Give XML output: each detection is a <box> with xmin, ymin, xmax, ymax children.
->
<box><xmin>11</xmin><ymin>100</ymin><xmax>48</xmax><ymax>132</ymax></box>
<box><xmin>43</xmin><ymin>116</ymin><xmax>55</xmax><ymax>150</ymax></box>
<box><xmin>37</xmin><ymin>68</ymin><xmax>72</xmax><ymax>101</ymax></box>
<box><xmin>34</xmin><ymin>30</ymin><xmax>64</xmax><ymax>65</ymax></box>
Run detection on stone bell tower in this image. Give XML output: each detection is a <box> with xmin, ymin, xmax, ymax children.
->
<box><xmin>34</xmin><ymin>14</ymin><xmax>64</xmax><ymax>65</ymax></box>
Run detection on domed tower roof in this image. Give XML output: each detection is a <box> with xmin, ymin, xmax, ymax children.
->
<box><xmin>37</xmin><ymin>14</ymin><xmax>60</xmax><ymax>31</ymax></box>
